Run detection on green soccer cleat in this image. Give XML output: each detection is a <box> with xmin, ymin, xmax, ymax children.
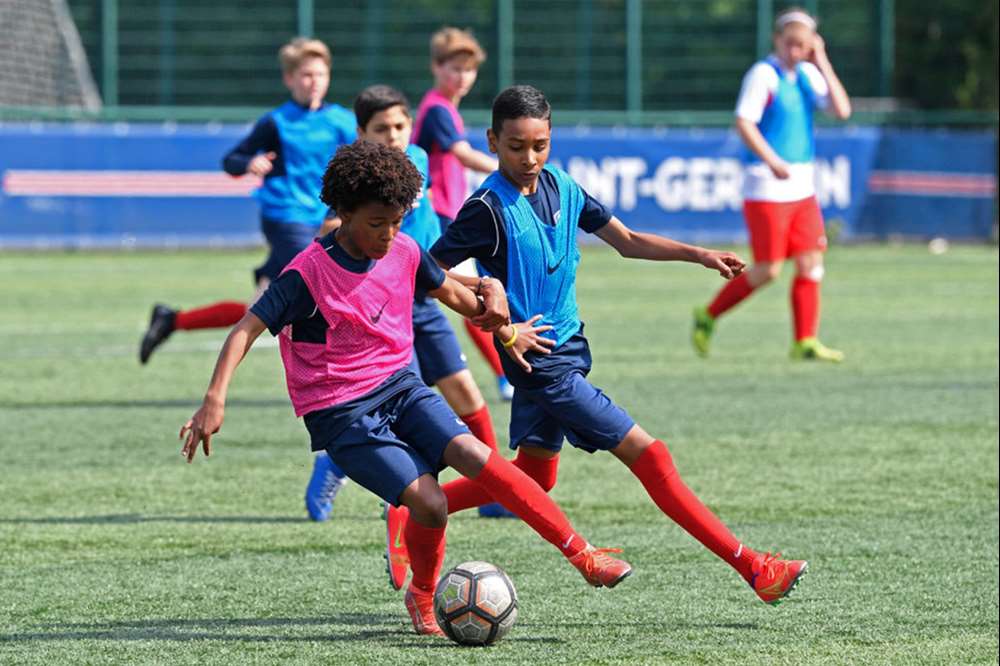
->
<box><xmin>691</xmin><ymin>306</ymin><xmax>715</xmax><ymax>358</ymax></box>
<box><xmin>790</xmin><ymin>337</ymin><xmax>845</xmax><ymax>363</ymax></box>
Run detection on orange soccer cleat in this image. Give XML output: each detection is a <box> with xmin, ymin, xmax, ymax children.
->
<box><xmin>568</xmin><ymin>545</ymin><xmax>633</xmax><ymax>588</ymax></box>
<box><xmin>749</xmin><ymin>552</ymin><xmax>808</xmax><ymax>604</ymax></box>
<box><xmin>404</xmin><ymin>586</ymin><xmax>445</xmax><ymax>636</ymax></box>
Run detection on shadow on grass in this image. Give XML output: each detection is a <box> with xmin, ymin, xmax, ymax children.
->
<box><xmin>0</xmin><ymin>397</ymin><xmax>288</xmax><ymax>410</ymax></box>
<box><xmin>0</xmin><ymin>514</ymin><xmax>319</xmax><ymax>525</ymax></box>
<box><xmin>1</xmin><ymin>615</ymin><xmax>565</xmax><ymax>645</ymax></box>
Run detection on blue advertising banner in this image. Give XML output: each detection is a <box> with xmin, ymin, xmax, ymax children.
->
<box><xmin>0</xmin><ymin>123</ymin><xmax>994</xmax><ymax>248</ymax></box>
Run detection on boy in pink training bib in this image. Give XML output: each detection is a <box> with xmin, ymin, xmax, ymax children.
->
<box><xmin>179</xmin><ymin>141</ymin><xmax>632</xmax><ymax>638</ymax></box>
<box><xmin>412</xmin><ymin>26</ymin><xmax>514</xmax><ymax>403</ymax></box>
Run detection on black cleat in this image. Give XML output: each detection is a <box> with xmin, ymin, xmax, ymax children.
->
<box><xmin>139</xmin><ymin>304</ymin><xmax>177</xmax><ymax>364</ymax></box>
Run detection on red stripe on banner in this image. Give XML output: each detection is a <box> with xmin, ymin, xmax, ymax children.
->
<box><xmin>1</xmin><ymin>170</ymin><xmax>262</xmax><ymax>197</ymax></box>
<box><xmin>868</xmin><ymin>170</ymin><xmax>996</xmax><ymax>198</ymax></box>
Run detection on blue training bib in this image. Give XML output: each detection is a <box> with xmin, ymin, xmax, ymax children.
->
<box><xmin>481</xmin><ymin>165</ymin><xmax>585</xmax><ymax>348</ymax></box>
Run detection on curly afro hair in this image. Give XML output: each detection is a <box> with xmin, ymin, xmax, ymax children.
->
<box><xmin>320</xmin><ymin>140</ymin><xmax>422</xmax><ymax>214</ymax></box>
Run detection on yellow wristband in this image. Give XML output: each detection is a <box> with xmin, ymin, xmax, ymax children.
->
<box><xmin>501</xmin><ymin>326</ymin><xmax>518</xmax><ymax>348</ymax></box>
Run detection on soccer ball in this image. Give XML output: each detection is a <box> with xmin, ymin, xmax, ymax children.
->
<box><xmin>433</xmin><ymin>561</ymin><xmax>518</xmax><ymax>646</ymax></box>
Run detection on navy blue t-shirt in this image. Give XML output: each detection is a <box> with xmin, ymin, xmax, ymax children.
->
<box><xmin>414</xmin><ymin>105</ymin><xmax>465</xmax><ymax>153</ymax></box>
<box><xmin>429</xmin><ymin>170</ymin><xmax>613</xmax><ymax>389</ymax></box>
<box><xmin>250</xmin><ymin>233</ymin><xmax>446</xmax><ymax>448</ymax></box>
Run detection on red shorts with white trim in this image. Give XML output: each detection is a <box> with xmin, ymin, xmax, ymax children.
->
<box><xmin>744</xmin><ymin>196</ymin><xmax>827</xmax><ymax>262</ymax></box>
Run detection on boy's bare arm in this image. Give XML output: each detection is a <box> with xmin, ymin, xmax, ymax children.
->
<box><xmin>595</xmin><ymin>217</ymin><xmax>746</xmax><ymax>279</ymax></box>
<box><xmin>450</xmin><ymin>140</ymin><xmax>498</xmax><ymax>173</ymax></box>
<box><xmin>441</xmin><ymin>271</ymin><xmax>509</xmax><ymax>331</ymax></box>
<box><xmin>179</xmin><ymin>313</ymin><xmax>268</xmax><ymax>463</ymax></box>
<box><xmin>810</xmin><ymin>35</ymin><xmax>851</xmax><ymax>120</ymax></box>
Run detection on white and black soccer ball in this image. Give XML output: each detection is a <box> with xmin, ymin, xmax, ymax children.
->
<box><xmin>433</xmin><ymin>561</ymin><xmax>518</xmax><ymax>646</ymax></box>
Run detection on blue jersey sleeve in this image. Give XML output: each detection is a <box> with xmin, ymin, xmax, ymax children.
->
<box><xmin>222</xmin><ymin>115</ymin><xmax>280</xmax><ymax>176</ymax></box>
<box><xmin>430</xmin><ymin>195</ymin><xmax>502</xmax><ymax>266</ymax></box>
<box><xmin>416</xmin><ymin>247</ymin><xmax>446</xmax><ymax>292</ymax></box>
<box><xmin>579</xmin><ymin>188</ymin><xmax>613</xmax><ymax>233</ymax></box>
<box><xmin>249</xmin><ymin>270</ymin><xmax>317</xmax><ymax>336</ymax></box>
<box><xmin>417</xmin><ymin>105</ymin><xmax>465</xmax><ymax>152</ymax></box>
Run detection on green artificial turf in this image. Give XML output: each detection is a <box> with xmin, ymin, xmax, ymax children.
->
<box><xmin>1</xmin><ymin>243</ymin><xmax>997</xmax><ymax>665</ymax></box>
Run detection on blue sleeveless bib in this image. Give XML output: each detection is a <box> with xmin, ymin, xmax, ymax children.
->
<box><xmin>481</xmin><ymin>165</ymin><xmax>585</xmax><ymax>347</ymax></box>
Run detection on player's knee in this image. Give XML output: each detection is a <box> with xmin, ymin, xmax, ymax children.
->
<box><xmin>763</xmin><ymin>263</ymin><xmax>783</xmax><ymax>282</ymax></box>
<box><xmin>440</xmin><ymin>372</ymin><xmax>484</xmax><ymax>414</ymax></box>
<box><xmin>748</xmin><ymin>262</ymin><xmax>780</xmax><ymax>286</ymax></box>
<box><xmin>409</xmin><ymin>489</ymin><xmax>448</xmax><ymax>528</ymax></box>
<box><xmin>798</xmin><ymin>263</ymin><xmax>825</xmax><ymax>282</ymax></box>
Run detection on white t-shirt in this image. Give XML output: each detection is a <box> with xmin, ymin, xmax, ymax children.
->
<box><xmin>735</xmin><ymin>58</ymin><xmax>831</xmax><ymax>202</ymax></box>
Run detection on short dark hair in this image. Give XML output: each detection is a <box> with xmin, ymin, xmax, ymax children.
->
<box><xmin>320</xmin><ymin>141</ymin><xmax>422</xmax><ymax>214</ymax></box>
<box><xmin>354</xmin><ymin>84</ymin><xmax>410</xmax><ymax>130</ymax></box>
<box><xmin>491</xmin><ymin>85</ymin><xmax>551</xmax><ymax>136</ymax></box>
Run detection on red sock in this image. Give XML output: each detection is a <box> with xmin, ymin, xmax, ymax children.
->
<box><xmin>459</xmin><ymin>405</ymin><xmax>497</xmax><ymax>452</ymax></box>
<box><xmin>175</xmin><ymin>301</ymin><xmax>247</xmax><ymax>330</ymax></box>
<box><xmin>404</xmin><ymin>519</ymin><xmax>447</xmax><ymax>593</ymax></box>
<box><xmin>706</xmin><ymin>272</ymin><xmax>756</xmax><ymax>319</ymax></box>
<box><xmin>630</xmin><ymin>440</ymin><xmax>758</xmax><ymax>581</ymax></box>
<box><xmin>443</xmin><ymin>450</ymin><xmax>559</xmax><ymax>514</ymax></box>
<box><xmin>463</xmin><ymin>319</ymin><xmax>505</xmax><ymax>378</ymax></box>
<box><xmin>791</xmin><ymin>276</ymin><xmax>820</xmax><ymax>341</ymax></box>
<box><xmin>470</xmin><ymin>451</ymin><xmax>585</xmax><ymax>557</ymax></box>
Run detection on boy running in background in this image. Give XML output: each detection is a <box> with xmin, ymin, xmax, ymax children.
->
<box><xmin>139</xmin><ymin>37</ymin><xmax>355</xmax><ymax>520</ymax></box>
<box><xmin>388</xmin><ymin>85</ymin><xmax>807</xmax><ymax>606</ymax></box>
<box><xmin>310</xmin><ymin>84</ymin><xmax>513</xmax><ymax>522</ymax></box>
<box><xmin>412</xmin><ymin>27</ymin><xmax>514</xmax><ymax>401</ymax></box>
<box><xmin>692</xmin><ymin>7</ymin><xmax>852</xmax><ymax>361</ymax></box>
<box><xmin>179</xmin><ymin>141</ymin><xmax>632</xmax><ymax>636</ymax></box>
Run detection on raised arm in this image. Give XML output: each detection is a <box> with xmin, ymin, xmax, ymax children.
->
<box><xmin>179</xmin><ymin>313</ymin><xmax>267</xmax><ymax>462</ymax></box>
<box><xmin>810</xmin><ymin>34</ymin><xmax>851</xmax><ymax>120</ymax></box>
<box><xmin>450</xmin><ymin>140</ymin><xmax>498</xmax><ymax>174</ymax></box>
<box><xmin>222</xmin><ymin>116</ymin><xmax>280</xmax><ymax>177</ymax></box>
<box><xmin>595</xmin><ymin>217</ymin><xmax>746</xmax><ymax>279</ymax></box>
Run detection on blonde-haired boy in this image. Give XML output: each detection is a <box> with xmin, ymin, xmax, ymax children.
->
<box><xmin>412</xmin><ymin>27</ymin><xmax>515</xmax><ymax>411</ymax></box>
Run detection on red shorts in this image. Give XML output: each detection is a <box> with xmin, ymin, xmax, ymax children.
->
<box><xmin>744</xmin><ymin>196</ymin><xmax>827</xmax><ymax>262</ymax></box>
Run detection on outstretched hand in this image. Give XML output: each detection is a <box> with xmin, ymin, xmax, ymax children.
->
<box><xmin>179</xmin><ymin>398</ymin><xmax>224</xmax><ymax>463</ymax></box>
<box><xmin>500</xmin><ymin>315</ymin><xmax>556</xmax><ymax>373</ymax></box>
<box><xmin>699</xmin><ymin>250</ymin><xmax>746</xmax><ymax>280</ymax></box>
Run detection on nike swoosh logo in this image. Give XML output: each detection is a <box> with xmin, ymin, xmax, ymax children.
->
<box><xmin>394</xmin><ymin>525</ymin><xmax>404</xmax><ymax>549</ymax></box>
<box><xmin>546</xmin><ymin>256</ymin><xmax>565</xmax><ymax>274</ymax></box>
<box><xmin>369</xmin><ymin>298</ymin><xmax>390</xmax><ymax>324</ymax></box>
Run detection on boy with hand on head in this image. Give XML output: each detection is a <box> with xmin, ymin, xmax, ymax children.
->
<box><xmin>179</xmin><ymin>141</ymin><xmax>632</xmax><ymax>637</ymax></box>
<box><xmin>693</xmin><ymin>7</ymin><xmax>851</xmax><ymax>362</ymax></box>
<box><xmin>140</xmin><ymin>37</ymin><xmax>356</xmax><ymax>521</ymax></box>
<box><xmin>413</xmin><ymin>26</ymin><xmax>514</xmax><ymax>402</ymax></box>
<box><xmin>388</xmin><ymin>85</ymin><xmax>807</xmax><ymax>606</ymax></box>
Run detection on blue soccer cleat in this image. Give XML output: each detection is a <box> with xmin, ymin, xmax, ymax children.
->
<box><xmin>497</xmin><ymin>376</ymin><xmax>515</xmax><ymax>402</ymax></box>
<box><xmin>305</xmin><ymin>453</ymin><xmax>348</xmax><ymax>522</ymax></box>
<box><xmin>478</xmin><ymin>502</ymin><xmax>517</xmax><ymax>518</ymax></box>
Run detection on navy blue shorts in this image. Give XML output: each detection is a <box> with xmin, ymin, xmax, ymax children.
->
<box><xmin>322</xmin><ymin>384</ymin><xmax>470</xmax><ymax>506</ymax></box>
<box><xmin>254</xmin><ymin>217</ymin><xmax>320</xmax><ymax>283</ymax></box>
<box><xmin>509</xmin><ymin>370</ymin><xmax>635</xmax><ymax>454</ymax></box>
<box><xmin>408</xmin><ymin>299</ymin><xmax>468</xmax><ymax>386</ymax></box>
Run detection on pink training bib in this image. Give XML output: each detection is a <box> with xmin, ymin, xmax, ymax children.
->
<box><xmin>277</xmin><ymin>235</ymin><xmax>419</xmax><ymax>416</ymax></box>
<box><xmin>413</xmin><ymin>89</ymin><xmax>468</xmax><ymax>220</ymax></box>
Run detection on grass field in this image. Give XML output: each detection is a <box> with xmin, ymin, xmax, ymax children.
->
<box><xmin>1</xmin><ymin>243</ymin><xmax>997</xmax><ymax>665</ymax></box>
